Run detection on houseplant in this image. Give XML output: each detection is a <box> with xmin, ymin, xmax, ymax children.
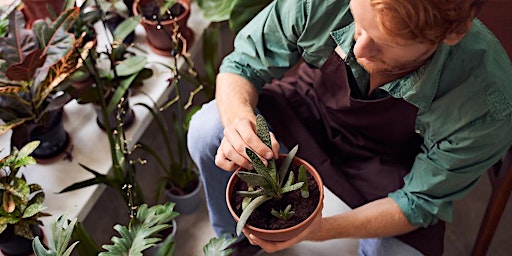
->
<box><xmin>21</xmin><ymin>0</ymin><xmax>67</xmax><ymax>26</ymax></box>
<box><xmin>132</xmin><ymin>0</ymin><xmax>194</xmax><ymax>56</ymax></box>
<box><xmin>0</xmin><ymin>140</ymin><xmax>51</xmax><ymax>255</ymax></box>
<box><xmin>0</xmin><ymin>7</ymin><xmax>86</xmax><ymax>161</ymax></box>
<box><xmin>63</xmin><ymin>11</ymin><xmax>152</xmax><ymax>131</ymax></box>
<box><xmin>226</xmin><ymin>114</ymin><xmax>324</xmax><ymax>241</ymax></box>
<box><xmin>32</xmin><ymin>202</ymin><xmax>179</xmax><ymax>256</ymax></box>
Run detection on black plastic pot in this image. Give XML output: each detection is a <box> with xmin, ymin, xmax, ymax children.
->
<box><xmin>11</xmin><ymin>108</ymin><xmax>70</xmax><ymax>162</ymax></box>
<box><xmin>0</xmin><ymin>225</ymin><xmax>43</xmax><ymax>256</ymax></box>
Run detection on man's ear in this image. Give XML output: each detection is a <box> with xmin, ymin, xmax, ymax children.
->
<box><xmin>443</xmin><ymin>21</ymin><xmax>473</xmax><ymax>45</ymax></box>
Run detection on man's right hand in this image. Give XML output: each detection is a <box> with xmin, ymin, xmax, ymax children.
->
<box><xmin>214</xmin><ymin>116</ymin><xmax>280</xmax><ymax>172</ymax></box>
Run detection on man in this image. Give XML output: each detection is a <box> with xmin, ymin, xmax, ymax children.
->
<box><xmin>188</xmin><ymin>0</ymin><xmax>512</xmax><ymax>255</ymax></box>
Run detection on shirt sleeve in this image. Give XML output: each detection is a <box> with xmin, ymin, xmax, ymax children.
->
<box><xmin>219</xmin><ymin>0</ymin><xmax>307</xmax><ymax>91</ymax></box>
<box><xmin>389</xmin><ymin>114</ymin><xmax>512</xmax><ymax>227</ymax></box>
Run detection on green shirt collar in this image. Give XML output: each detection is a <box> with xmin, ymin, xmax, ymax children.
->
<box><xmin>330</xmin><ymin>22</ymin><xmax>449</xmax><ymax>110</ymax></box>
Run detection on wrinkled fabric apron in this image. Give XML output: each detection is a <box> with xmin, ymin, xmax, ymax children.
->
<box><xmin>258</xmin><ymin>52</ymin><xmax>445</xmax><ymax>256</ymax></box>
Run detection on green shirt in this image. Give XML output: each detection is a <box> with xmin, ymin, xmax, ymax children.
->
<box><xmin>220</xmin><ymin>0</ymin><xmax>512</xmax><ymax>227</ymax></box>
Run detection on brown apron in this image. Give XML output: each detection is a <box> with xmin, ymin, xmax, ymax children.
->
<box><xmin>258</xmin><ymin>52</ymin><xmax>445</xmax><ymax>256</ymax></box>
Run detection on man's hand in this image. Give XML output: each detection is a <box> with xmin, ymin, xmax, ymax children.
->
<box><xmin>244</xmin><ymin>213</ymin><xmax>323</xmax><ymax>253</ymax></box>
<box><xmin>214</xmin><ymin>116</ymin><xmax>280</xmax><ymax>171</ymax></box>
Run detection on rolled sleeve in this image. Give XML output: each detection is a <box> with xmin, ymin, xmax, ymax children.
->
<box><xmin>219</xmin><ymin>0</ymin><xmax>306</xmax><ymax>91</ymax></box>
<box><xmin>389</xmin><ymin>116</ymin><xmax>512</xmax><ymax>227</ymax></box>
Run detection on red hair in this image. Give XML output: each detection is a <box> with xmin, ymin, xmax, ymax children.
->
<box><xmin>370</xmin><ymin>0</ymin><xmax>487</xmax><ymax>44</ymax></box>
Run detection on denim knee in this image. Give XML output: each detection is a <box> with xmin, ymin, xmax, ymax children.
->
<box><xmin>187</xmin><ymin>100</ymin><xmax>223</xmax><ymax>163</ymax></box>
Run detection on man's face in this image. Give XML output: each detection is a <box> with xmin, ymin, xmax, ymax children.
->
<box><xmin>349</xmin><ymin>0</ymin><xmax>438</xmax><ymax>75</ymax></box>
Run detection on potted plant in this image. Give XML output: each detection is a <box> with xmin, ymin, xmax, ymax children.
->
<box><xmin>0</xmin><ymin>7</ymin><xmax>86</xmax><ymax>162</ymax></box>
<box><xmin>137</xmin><ymin>100</ymin><xmax>202</xmax><ymax>215</ymax></box>
<box><xmin>63</xmin><ymin>12</ymin><xmax>153</xmax><ymax>131</ymax></box>
<box><xmin>0</xmin><ymin>141</ymin><xmax>51</xmax><ymax>256</ymax></box>
<box><xmin>32</xmin><ymin>202</ymin><xmax>179</xmax><ymax>256</ymax></box>
<box><xmin>132</xmin><ymin>0</ymin><xmax>194</xmax><ymax>56</ymax></box>
<box><xmin>21</xmin><ymin>0</ymin><xmax>67</xmax><ymax>26</ymax></box>
<box><xmin>226</xmin><ymin>114</ymin><xmax>324</xmax><ymax>241</ymax></box>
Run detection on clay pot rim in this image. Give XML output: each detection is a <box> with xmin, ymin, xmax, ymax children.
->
<box><xmin>226</xmin><ymin>155</ymin><xmax>324</xmax><ymax>237</ymax></box>
<box><xmin>133</xmin><ymin>0</ymin><xmax>190</xmax><ymax>26</ymax></box>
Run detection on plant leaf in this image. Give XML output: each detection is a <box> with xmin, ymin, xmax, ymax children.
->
<box><xmin>0</xmin><ymin>10</ymin><xmax>37</xmax><ymax>67</ymax></box>
<box><xmin>298</xmin><ymin>165</ymin><xmax>309</xmax><ymax>198</ymax></box>
<box><xmin>236</xmin><ymin>195</ymin><xmax>271</xmax><ymax>236</ymax></box>
<box><xmin>278</xmin><ymin>145</ymin><xmax>298</xmax><ymax>186</ymax></box>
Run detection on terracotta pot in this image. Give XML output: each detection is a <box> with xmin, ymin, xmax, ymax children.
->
<box><xmin>21</xmin><ymin>0</ymin><xmax>65</xmax><ymax>26</ymax></box>
<box><xmin>226</xmin><ymin>155</ymin><xmax>324</xmax><ymax>241</ymax></box>
<box><xmin>133</xmin><ymin>0</ymin><xmax>194</xmax><ymax>56</ymax></box>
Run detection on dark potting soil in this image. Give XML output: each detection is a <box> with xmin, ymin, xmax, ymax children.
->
<box><xmin>230</xmin><ymin>162</ymin><xmax>320</xmax><ymax>230</ymax></box>
<box><xmin>139</xmin><ymin>2</ymin><xmax>185</xmax><ymax>21</ymax></box>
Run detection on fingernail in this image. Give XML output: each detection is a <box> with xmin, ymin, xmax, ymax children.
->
<box><xmin>265</xmin><ymin>151</ymin><xmax>273</xmax><ymax>159</ymax></box>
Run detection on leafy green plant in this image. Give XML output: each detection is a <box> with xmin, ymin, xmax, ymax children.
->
<box><xmin>32</xmin><ymin>213</ymin><xmax>79</xmax><ymax>256</ymax></box>
<box><xmin>32</xmin><ymin>202</ymin><xmax>179</xmax><ymax>256</ymax></box>
<box><xmin>202</xmin><ymin>233</ymin><xmax>237</xmax><ymax>256</ymax></box>
<box><xmin>100</xmin><ymin>202</ymin><xmax>179</xmax><ymax>256</ymax></box>
<box><xmin>0</xmin><ymin>141</ymin><xmax>51</xmax><ymax>239</ymax></box>
<box><xmin>234</xmin><ymin>114</ymin><xmax>309</xmax><ymax>235</ymax></box>
<box><xmin>0</xmin><ymin>7</ymin><xmax>83</xmax><ymax>134</ymax></box>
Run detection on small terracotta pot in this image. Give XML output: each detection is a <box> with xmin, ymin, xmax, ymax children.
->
<box><xmin>133</xmin><ymin>0</ymin><xmax>194</xmax><ymax>57</ymax></box>
<box><xmin>226</xmin><ymin>155</ymin><xmax>324</xmax><ymax>241</ymax></box>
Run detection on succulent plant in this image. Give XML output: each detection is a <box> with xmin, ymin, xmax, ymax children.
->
<box><xmin>235</xmin><ymin>114</ymin><xmax>309</xmax><ymax>235</ymax></box>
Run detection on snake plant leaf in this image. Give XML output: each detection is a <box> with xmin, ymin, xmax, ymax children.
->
<box><xmin>237</xmin><ymin>188</ymin><xmax>269</xmax><ymax>198</ymax></box>
<box><xmin>298</xmin><ymin>165</ymin><xmax>309</xmax><ymax>198</ymax></box>
<box><xmin>281</xmin><ymin>182</ymin><xmax>304</xmax><ymax>194</ymax></box>
<box><xmin>283</xmin><ymin>169</ymin><xmax>294</xmax><ymax>188</ymax></box>
<box><xmin>245</xmin><ymin>148</ymin><xmax>279</xmax><ymax>193</ymax></box>
<box><xmin>236</xmin><ymin>195</ymin><xmax>272</xmax><ymax>236</ymax></box>
<box><xmin>236</xmin><ymin>171</ymin><xmax>269</xmax><ymax>188</ymax></box>
<box><xmin>278</xmin><ymin>145</ymin><xmax>298</xmax><ymax>185</ymax></box>
<box><xmin>255</xmin><ymin>114</ymin><xmax>271</xmax><ymax>149</ymax></box>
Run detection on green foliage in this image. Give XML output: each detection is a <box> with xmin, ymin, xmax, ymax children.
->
<box><xmin>0</xmin><ymin>141</ymin><xmax>51</xmax><ymax>239</ymax></box>
<box><xmin>203</xmin><ymin>233</ymin><xmax>237</xmax><ymax>256</ymax></box>
<box><xmin>271</xmin><ymin>204</ymin><xmax>295</xmax><ymax>221</ymax></box>
<box><xmin>0</xmin><ymin>8</ymin><xmax>83</xmax><ymax>134</ymax></box>
<box><xmin>234</xmin><ymin>114</ymin><xmax>308</xmax><ymax>236</ymax></box>
<box><xmin>32</xmin><ymin>214</ymin><xmax>79</xmax><ymax>256</ymax></box>
<box><xmin>33</xmin><ymin>203</ymin><xmax>179</xmax><ymax>256</ymax></box>
<box><xmin>99</xmin><ymin>202</ymin><xmax>179</xmax><ymax>256</ymax></box>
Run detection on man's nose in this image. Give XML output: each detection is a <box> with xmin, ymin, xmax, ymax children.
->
<box><xmin>353</xmin><ymin>32</ymin><xmax>379</xmax><ymax>59</ymax></box>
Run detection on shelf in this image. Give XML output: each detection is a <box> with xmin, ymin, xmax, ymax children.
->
<box><xmin>0</xmin><ymin>2</ymin><xmax>210</xmax><ymax>250</ymax></box>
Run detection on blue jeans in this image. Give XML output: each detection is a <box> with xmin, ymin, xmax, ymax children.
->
<box><xmin>187</xmin><ymin>100</ymin><xmax>423</xmax><ymax>255</ymax></box>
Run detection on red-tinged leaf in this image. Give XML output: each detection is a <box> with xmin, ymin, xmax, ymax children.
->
<box><xmin>5</xmin><ymin>49</ymin><xmax>46</xmax><ymax>81</ymax></box>
<box><xmin>0</xmin><ymin>10</ymin><xmax>37</xmax><ymax>67</ymax></box>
